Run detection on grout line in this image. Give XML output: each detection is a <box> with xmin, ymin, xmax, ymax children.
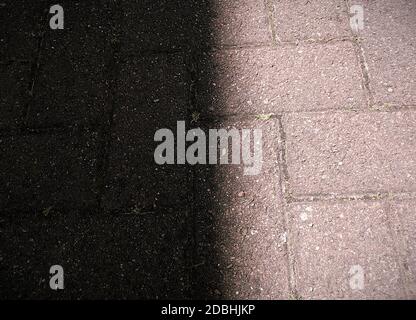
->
<box><xmin>23</xmin><ymin>33</ymin><xmax>46</xmax><ymax>125</ymax></box>
<box><xmin>288</xmin><ymin>191</ymin><xmax>416</xmax><ymax>204</ymax></box>
<box><xmin>198</xmin><ymin>37</ymin><xmax>356</xmax><ymax>52</ymax></box>
<box><xmin>94</xmin><ymin>7</ymin><xmax>123</xmax><ymax>214</ymax></box>
<box><xmin>276</xmin><ymin>115</ymin><xmax>298</xmax><ymax>298</ymax></box>
<box><xmin>23</xmin><ymin>4</ymin><xmax>53</xmax><ymax>125</ymax></box>
<box><xmin>93</xmin><ymin>62</ymin><xmax>120</xmax><ymax>213</ymax></box>
<box><xmin>0</xmin><ymin>119</ymin><xmax>102</xmax><ymax>138</ymax></box>
<box><xmin>194</xmin><ymin>106</ymin><xmax>416</xmax><ymax>123</ymax></box>
<box><xmin>344</xmin><ymin>0</ymin><xmax>375</xmax><ymax>108</ymax></box>
<box><xmin>185</xmin><ymin>51</ymin><xmax>200</xmax><ymax>299</ymax></box>
<box><xmin>114</xmin><ymin>36</ymin><xmax>357</xmax><ymax>59</ymax></box>
<box><xmin>276</xmin><ymin>116</ymin><xmax>291</xmax><ymax>202</ymax></box>
<box><xmin>188</xmin><ymin>163</ymin><xmax>198</xmax><ymax>299</ymax></box>
<box><xmin>383</xmin><ymin>201</ymin><xmax>412</xmax><ymax>299</ymax></box>
<box><xmin>0</xmin><ymin>59</ymin><xmax>32</xmax><ymax>65</ymax></box>
<box><xmin>265</xmin><ymin>0</ymin><xmax>279</xmax><ymax>45</ymax></box>
<box><xmin>3</xmin><ymin>104</ymin><xmax>416</xmax><ymax>138</ymax></box>
<box><xmin>352</xmin><ymin>37</ymin><xmax>374</xmax><ymax>108</ymax></box>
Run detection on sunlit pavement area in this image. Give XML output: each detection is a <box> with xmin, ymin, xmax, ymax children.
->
<box><xmin>1</xmin><ymin>0</ymin><xmax>416</xmax><ymax>299</ymax></box>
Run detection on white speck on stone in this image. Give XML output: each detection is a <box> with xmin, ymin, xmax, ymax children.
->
<box><xmin>280</xmin><ymin>232</ymin><xmax>287</xmax><ymax>244</ymax></box>
<box><xmin>300</xmin><ymin>212</ymin><xmax>308</xmax><ymax>221</ymax></box>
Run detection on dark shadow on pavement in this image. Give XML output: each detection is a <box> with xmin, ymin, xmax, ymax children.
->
<box><xmin>0</xmin><ymin>0</ymin><xmax>224</xmax><ymax>299</ymax></box>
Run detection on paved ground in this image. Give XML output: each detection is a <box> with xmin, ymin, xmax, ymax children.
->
<box><xmin>0</xmin><ymin>0</ymin><xmax>415</xmax><ymax>299</ymax></box>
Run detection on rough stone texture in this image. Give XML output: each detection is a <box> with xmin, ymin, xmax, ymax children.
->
<box><xmin>388</xmin><ymin>200</ymin><xmax>416</xmax><ymax>298</ymax></box>
<box><xmin>119</xmin><ymin>0</ymin><xmax>206</xmax><ymax>52</ymax></box>
<box><xmin>0</xmin><ymin>0</ymin><xmax>43</xmax><ymax>60</ymax></box>
<box><xmin>0</xmin><ymin>211</ymin><xmax>189</xmax><ymax>299</ymax></box>
<box><xmin>353</xmin><ymin>0</ymin><xmax>416</xmax><ymax>106</ymax></box>
<box><xmin>101</xmin><ymin>54</ymin><xmax>190</xmax><ymax>214</ymax></box>
<box><xmin>0</xmin><ymin>62</ymin><xmax>30</xmax><ymax>130</ymax></box>
<box><xmin>197</xmin><ymin>42</ymin><xmax>365</xmax><ymax>115</ymax></box>
<box><xmin>0</xmin><ymin>128</ymin><xmax>99</xmax><ymax>213</ymax></box>
<box><xmin>207</xmin><ymin>0</ymin><xmax>272</xmax><ymax>46</ymax></box>
<box><xmin>119</xmin><ymin>0</ymin><xmax>271</xmax><ymax>53</ymax></box>
<box><xmin>288</xmin><ymin>201</ymin><xmax>406</xmax><ymax>299</ymax></box>
<box><xmin>193</xmin><ymin>118</ymin><xmax>289</xmax><ymax>299</ymax></box>
<box><xmin>271</xmin><ymin>0</ymin><xmax>351</xmax><ymax>42</ymax></box>
<box><xmin>26</xmin><ymin>1</ymin><xmax>116</xmax><ymax>127</ymax></box>
<box><xmin>284</xmin><ymin>111</ymin><xmax>416</xmax><ymax>196</ymax></box>
<box><xmin>1</xmin><ymin>0</ymin><xmax>416</xmax><ymax>301</ymax></box>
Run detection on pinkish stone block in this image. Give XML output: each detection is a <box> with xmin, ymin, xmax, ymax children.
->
<box><xmin>288</xmin><ymin>201</ymin><xmax>406</xmax><ymax>299</ymax></box>
<box><xmin>197</xmin><ymin>42</ymin><xmax>365</xmax><ymax>115</ymax></box>
<box><xmin>284</xmin><ymin>111</ymin><xmax>416</xmax><ymax>196</ymax></box>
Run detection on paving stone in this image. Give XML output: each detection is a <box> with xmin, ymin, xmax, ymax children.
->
<box><xmin>119</xmin><ymin>0</ymin><xmax>206</xmax><ymax>52</ymax></box>
<box><xmin>193</xmin><ymin>118</ymin><xmax>289</xmax><ymax>299</ymax></box>
<box><xmin>101</xmin><ymin>54</ymin><xmax>190</xmax><ymax>214</ymax></box>
<box><xmin>271</xmin><ymin>0</ymin><xmax>351</xmax><ymax>42</ymax></box>
<box><xmin>0</xmin><ymin>211</ymin><xmax>189</xmax><ymax>299</ymax></box>
<box><xmin>119</xmin><ymin>0</ymin><xmax>271</xmax><ymax>53</ymax></box>
<box><xmin>388</xmin><ymin>199</ymin><xmax>416</xmax><ymax>298</ymax></box>
<box><xmin>27</xmin><ymin>1</ymin><xmax>116</xmax><ymax>127</ymax></box>
<box><xmin>0</xmin><ymin>62</ymin><xmax>30</xmax><ymax>130</ymax></box>
<box><xmin>207</xmin><ymin>0</ymin><xmax>272</xmax><ymax>46</ymax></box>
<box><xmin>0</xmin><ymin>1</ymin><xmax>43</xmax><ymax>60</ymax></box>
<box><xmin>39</xmin><ymin>0</ymin><xmax>118</xmax><ymax>55</ymax></box>
<box><xmin>28</xmin><ymin>53</ymin><xmax>110</xmax><ymax>127</ymax></box>
<box><xmin>288</xmin><ymin>201</ymin><xmax>406</xmax><ymax>299</ymax></box>
<box><xmin>284</xmin><ymin>111</ymin><xmax>416</xmax><ymax>196</ymax></box>
<box><xmin>0</xmin><ymin>128</ymin><xmax>100</xmax><ymax>213</ymax></box>
<box><xmin>197</xmin><ymin>42</ymin><xmax>365</xmax><ymax>115</ymax></box>
<box><xmin>352</xmin><ymin>0</ymin><xmax>416</xmax><ymax>106</ymax></box>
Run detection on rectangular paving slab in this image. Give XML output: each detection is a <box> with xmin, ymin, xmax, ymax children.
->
<box><xmin>119</xmin><ymin>0</ymin><xmax>205</xmax><ymax>53</ymax></box>
<box><xmin>271</xmin><ymin>0</ymin><xmax>351</xmax><ymax>42</ymax></box>
<box><xmin>284</xmin><ymin>111</ymin><xmax>416</xmax><ymax>197</ymax></box>
<box><xmin>197</xmin><ymin>41</ymin><xmax>365</xmax><ymax>115</ymax></box>
<box><xmin>288</xmin><ymin>200</ymin><xmax>406</xmax><ymax>299</ymax></box>
<box><xmin>0</xmin><ymin>0</ymin><xmax>43</xmax><ymax>60</ymax></box>
<box><xmin>101</xmin><ymin>54</ymin><xmax>190</xmax><ymax>214</ymax></box>
<box><xmin>0</xmin><ymin>128</ymin><xmax>100</xmax><ymax>213</ymax></box>
<box><xmin>0</xmin><ymin>210</ymin><xmax>190</xmax><ymax>299</ymax></box>
<box><xmin>26</xmin><ymin>1</ymin><xmax>117</xmax><ymax>127</ymax></box>
<box><xmin>352</xmin><ymin>0</ymin><xmax>416</xmax><ymax>106</ymax></box>
<box><xmin>192</xmin><ymin>118</ymin><xmax>289</xmax><ymax>299</ymax></box>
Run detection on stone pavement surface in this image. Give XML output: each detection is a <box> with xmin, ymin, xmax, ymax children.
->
<box><xmin>0</xmin><ymin>0</ymin><xmax>415</xmax><ymax>299</ymax></box>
